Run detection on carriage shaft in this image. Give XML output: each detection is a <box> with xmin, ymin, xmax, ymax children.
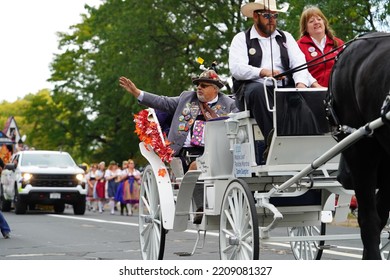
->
<box><xmin>275</xmin><ymin>112</ymin><xmax>390</xmax><ymax>192</ymax></box>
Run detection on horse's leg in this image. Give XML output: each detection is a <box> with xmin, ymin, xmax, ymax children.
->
<box><xmin>355</xmin><ymin>184</ymin><xmax>382</xmax><ymax>259</ymax></box>
<box><xmin>376</xmin><ymin>157</ymin><xmax>390</xmax><ymax>230</ymax></box>
<box><xmin>375</xmin><ymin>131</ymin><xmax>390</xmax><ymax>231</ymax></box>
<box><xmin>344</xmin><ymin>140</ymin><xmax>382</xmax><ymax>259</ymax></box>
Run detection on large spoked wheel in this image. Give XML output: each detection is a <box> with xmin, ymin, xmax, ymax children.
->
<box><xmin>219</xmin><ymin>179</ymin><xmax>259</xmax><ymax>260</ymax></box>
<box><xmin>138</xmin><ymin>165</ymin><xmax>166</xmax><ymax>260</ymax></box>
<box><xmin>287</xmin><ymin>223</ymin><xmax>326</xmax><ymax>260</ymax></box>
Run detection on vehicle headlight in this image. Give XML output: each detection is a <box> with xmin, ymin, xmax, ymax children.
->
<box><xmin>22</xmin><ymin>173</ymin><xmax>33</xmax><ymax>182</ymax></box>
<box><xmin>76</xmin><ymin>173</ymin><xmax>84</xmax><ymax>182</ymax></box>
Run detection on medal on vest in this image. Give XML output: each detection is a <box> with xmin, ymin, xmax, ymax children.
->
<box><xmin>311</xmin><ymin>51</ymin><xmax>318</xmax><ymax>57</ymax></box>
<box><xmin>249</xmin><ymin>48</ymin><xmax>256</xmax><ymax>55</ymax></box>
<box><xmin>182</xmin><ymin>107</ymin><xmax>190</xmax><ymax>116</ymax></box>
<box><xmin>308</xmin><ymin>46</ymin><xmax>316</xmax><ymax>52</ymax></box>
<box><xmin>178</xmin><ymin>123</ymin><xmax>186</xmax><ymax>131</ymax></box>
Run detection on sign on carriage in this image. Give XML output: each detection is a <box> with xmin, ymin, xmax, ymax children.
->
<box><xmin>233</xmin><ymin>143</ymin><xmax>251</xmax><ymax>177</ymax></box>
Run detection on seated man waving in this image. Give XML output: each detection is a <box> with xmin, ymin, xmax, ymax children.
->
<box><xmin>119</xmin><ymin>69</ymin><xmax>238</xmax><ymax>172</ymax></box>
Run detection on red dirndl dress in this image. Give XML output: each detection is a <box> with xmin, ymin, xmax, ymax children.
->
<box><xmin>95</xmin><ymin>179</ymin><xmax>106</xmax><ymax>199</ymax></box>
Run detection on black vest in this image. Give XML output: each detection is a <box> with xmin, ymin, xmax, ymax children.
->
<box><xmin>232</xmin><ymin>28</ymin><xmax>293</xmax><ymax>92</ymax></box>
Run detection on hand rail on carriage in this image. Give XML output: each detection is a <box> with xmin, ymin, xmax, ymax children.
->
<box><xmin>263</xmin><ymin>77</ymin><xmax>277</xmax><ymax>113</ymax></box>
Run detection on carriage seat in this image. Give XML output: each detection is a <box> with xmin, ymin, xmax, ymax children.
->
<box><xmin>275</xmin><ymin>88</ymin><xmax>330</xmax><ymax>136</ymax></box>
<box><xmin>265</xmin><ymin>88</ymin><xmax>340</xmax><ymax>166</ymax></box>
<box><xmin>154</xmin><ymin>107</ymin><xmax>233</xmax><ymax>179</ymax></box>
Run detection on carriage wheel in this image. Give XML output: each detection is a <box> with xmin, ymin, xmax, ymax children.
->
<box><xmin>287</xmin><ymin>223</ymin><xmax>326</xmax><ymax>260</ymax></box>
<box><xmin>138</xmin><ymin>165</ymin><xmax>166</xmax><ymax>260</ymax></box>
<box><xmin>219</xmin><ymin>179</ymin><xmax>259</xmax><ymax>260</ymax></box>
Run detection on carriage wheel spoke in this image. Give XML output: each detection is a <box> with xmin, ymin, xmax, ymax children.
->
<box><xmin>288</xmin><ymin>225</ymin><xmax>324</xmax><ymax>260</ymax></box>
<box><xmin>224</xmin><ymin>208</ymin><xmax>238</xmax><ymax>233</ymax></box>
<box><xmin>220</xmin><ymin>181</ymin><xmax>259</xmax><ymax>260</ymax></box>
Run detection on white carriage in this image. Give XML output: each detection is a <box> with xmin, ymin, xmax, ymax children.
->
<box><xmin>137</xmin><ymin>84</ymin><xmax>389</xmax><ymax>260</ymax></box>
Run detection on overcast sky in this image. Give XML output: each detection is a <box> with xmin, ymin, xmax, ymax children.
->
<box><xmin>0</xmin><ymin>0</ymin><xmax>102</xmax><ymax>103</ymax></box>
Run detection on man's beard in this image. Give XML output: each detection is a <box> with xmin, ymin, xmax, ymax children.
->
<box><xmin>256</xmin><ymin>21</ymin><xmax>276</xmax><ymax>36</ymax></box>
<box><xmin>197</xmin><ymin>92</ymin><xmax>206</xmax><ymax>103</ymax></box>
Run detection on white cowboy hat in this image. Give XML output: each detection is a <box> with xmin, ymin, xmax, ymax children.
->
<box><xmin>241</xmin><ymin>0</ymin><xmax>289</xmax><ymax>18</ymax></box>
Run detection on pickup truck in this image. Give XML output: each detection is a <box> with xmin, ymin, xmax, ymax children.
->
<box><xmin>0</xmin><ymin>150</ymin><xmax>87</xmax><ymax>214</ymax></box>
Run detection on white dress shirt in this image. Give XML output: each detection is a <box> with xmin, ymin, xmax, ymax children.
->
<box><xmin>229</xmin><ymin>26</ymin><xmax>317</xmax><ymax>87</ymax></box>
<box><xmin>311</xmin><ymin>35</ymin><xmax>327</xmax><ymax>53</ymax></box>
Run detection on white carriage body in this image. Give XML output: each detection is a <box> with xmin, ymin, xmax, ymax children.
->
<box><xmin>138</xmin><ymin>87</ymin><xmax>359</xmax><ymax>260</ymax></box>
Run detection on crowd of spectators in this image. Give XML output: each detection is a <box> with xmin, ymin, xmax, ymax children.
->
<box><xmin>84</xmin><ymin>159</ymin><xmax>142</xmax><ymax>216</ymax></box>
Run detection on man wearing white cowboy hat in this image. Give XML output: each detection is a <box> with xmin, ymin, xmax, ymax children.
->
<box><xmin>229</xmin><ymin>0</ymin><xmax>322</xmax><ymax>152</ymax></box>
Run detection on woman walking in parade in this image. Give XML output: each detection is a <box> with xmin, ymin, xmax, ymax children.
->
<box><xmin>115</xmin><ymin>159</ymin><xmax>141</xmax><ymax>216</ymax></box>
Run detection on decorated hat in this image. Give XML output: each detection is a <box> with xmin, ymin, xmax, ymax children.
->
<box><xmin>241</xmin><ymin>0</ymin><xmax>289</xmax><ymax>18</ymax></box>
<box><xmin>109</xmin><ymin>160</ymin><xmax>117</xmax><ymax>166</ymax></box>
<box><xmin>192</xmin><ymin>69</ymin><xmax>225</xmax><ymax>89</ymax></box>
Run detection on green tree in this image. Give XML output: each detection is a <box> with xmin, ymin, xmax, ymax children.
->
<box><xmin>49</xmin><ymin>0</ymin><xmax>247</xmax><ymax>164</ymax></box>
<box><xmin>45</xmin><ymin>0</ymin><xmax>388</xmax><ymax>164</ymax></box>
<box><xmin>0</xmin><ymin>97</ymin><xmax>32</xmax><ymax>147</ymax></box>
<box><xmin>285</xmin><ymin>0</ymin><xmax>389</xmax><ymax>40</ymax></box>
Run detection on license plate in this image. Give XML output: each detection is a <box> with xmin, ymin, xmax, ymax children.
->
<box><xmin>50</xmin><ymin>193</ymin><xmax>61</xmax><ymax>199</ymax></box>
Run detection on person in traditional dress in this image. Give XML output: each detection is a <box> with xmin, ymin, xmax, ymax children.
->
<box><xmin>94</xmin><ymin>161</ymin><xmax>106</xmax><ymax>213</ymax></box>
<box><xmin>115</xmin><ymin>159</ymin><xmax>141</xmax><ymax>216</ymax></box>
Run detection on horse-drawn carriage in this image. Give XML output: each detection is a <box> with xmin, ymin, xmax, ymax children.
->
<box><xmin>136</xmin><ymin>32</ymin><xmax>390</xmax><ymax>260</ymax></box>
<box><xmin>136</xmin><ymin>81</ymin><xmax>390</xmax><ymax>260</ymax></box>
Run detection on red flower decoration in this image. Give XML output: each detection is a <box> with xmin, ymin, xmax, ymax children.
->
<box><xmin>134</xmin><ymin>109</ymin><xmax>174</xmax><ymax>163</ymax></box>
<box><xmin>209</xmin><ymin>73</ymin><xmax>218</xmax><ymax>80</ymax></box>
<box><xmin>158</xmin><ymin>168</ymin><xmax>167</xmax><ymax>177</ymax></box>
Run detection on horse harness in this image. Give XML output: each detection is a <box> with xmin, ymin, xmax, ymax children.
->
<box><xmin>325</xmin><ymin>33</ymin><xmax>390</xmax><ymax>141</ymax></box>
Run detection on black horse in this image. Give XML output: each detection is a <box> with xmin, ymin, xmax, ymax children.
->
<box><xmin>329</xmin><ymin>32</ymin><xmax>390</xmax><ymax>259</ymax></box>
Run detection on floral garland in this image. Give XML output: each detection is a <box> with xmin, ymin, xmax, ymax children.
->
<box><xmin>134</xmin><ymin>109</ymin><xmax>174</xmax><ymax>164</ymax></box>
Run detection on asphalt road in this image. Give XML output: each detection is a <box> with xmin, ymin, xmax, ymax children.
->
<box><xmin>2</xmin><ymin>206</ymin><xmax>387</xmax><ymax>261</ymax></box>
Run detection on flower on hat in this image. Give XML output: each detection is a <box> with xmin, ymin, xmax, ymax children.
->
<box><xmin>208</xmin><ymin>71</ymin><xmax>218</xmax><ymax>80</ymax></box>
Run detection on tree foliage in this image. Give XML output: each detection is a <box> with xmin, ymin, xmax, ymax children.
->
<box><xmin>285</xmin><ymin>0</ymin><xmax>389</xmax><ymax>40</ymax></box>
<box><xmin>2</xmin><ymin>0</ymin><xmax>387</xmax><ymax>164</ymax></box>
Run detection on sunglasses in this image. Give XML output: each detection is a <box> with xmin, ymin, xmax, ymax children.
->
<box><xmin>257</xmin><ymin>12</ymin><xmax>279</xmax><ymax>19</ymax></box>
<box><xmin>198</xmin><ymin>83</ymin><xmax>214</xmax><ymax>89</ymax></box>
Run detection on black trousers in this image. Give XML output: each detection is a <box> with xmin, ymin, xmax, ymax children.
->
<box><xmin>178</xmin><ymin>146</ymin><xmax>204</xmax><ymax>173</ymax></box>
<box><xmin>236</xmin><ymin>81</ymin><xmax>275</xmax><ymax>140</ymax></box>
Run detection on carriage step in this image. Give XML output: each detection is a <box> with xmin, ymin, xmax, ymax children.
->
<box><xmin>174</xmin><ymin>229</ymin><xmax>207</xmax><ymax>257</ymax></box>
